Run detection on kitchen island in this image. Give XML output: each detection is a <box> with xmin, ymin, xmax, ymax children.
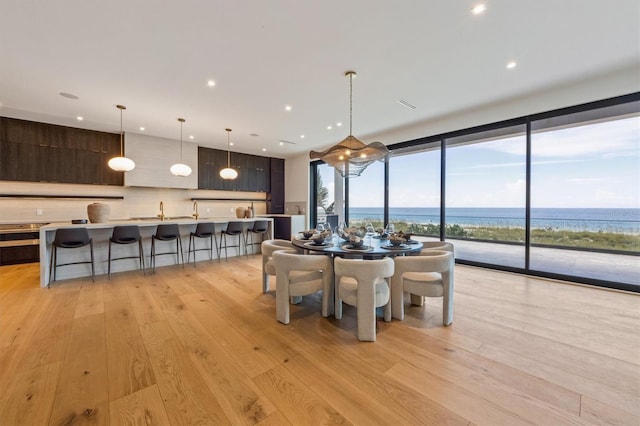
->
<box><xmin>39</xmin><ymin>217</ymin><xmax>272</xmax><ymax>287</ymax></box>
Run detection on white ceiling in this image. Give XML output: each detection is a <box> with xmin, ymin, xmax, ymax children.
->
<box><xmin>1</xmin><ymin>0</ymin><xmax>638</xmax><ymax>158</ymax></box>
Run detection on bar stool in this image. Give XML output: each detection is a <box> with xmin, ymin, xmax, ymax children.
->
<box><xmin>108</xmin><ymin>225</ymin><xmax>145</xmax><ymax>279</ymax></box>
<box><xmin>187</xmin><ymin>222</ymin><xmax>218</xmax><ymax>266</ymax></box>
<box><xmin>246</xmin><ymin>220</ymin><xmax>269</xmax><ymax>256</ymax></box>
<box><xmin>219</xmin><ymin>221</ymin><xmax>247</xmax><ymax>262</ymax></box>
<box><xmin>49</xmin><ymin>227</ymin><xmax>95</xmax><ymax>287</ymax></box>
<box><xmin>151</xmin><ymin>223</ymin><xmax>183</xmax><ymax>272</ymax></box>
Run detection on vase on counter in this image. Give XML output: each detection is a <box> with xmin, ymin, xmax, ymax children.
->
<box><xmin>236</xmin><ymin>207</ymin><xmax>246</xmax><ymax>219</ymax></box>
<box><xmin>245</xmin><ymin>202</ymin><xmax>254</xmax><ymax>218</ymax></box>
<box><xmin>87</xmin><ymin>203</ymin><xmax>110</xmax><ymax>223</ymax></box>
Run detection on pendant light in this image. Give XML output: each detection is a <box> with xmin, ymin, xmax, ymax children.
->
<box><xmin>309</xmin><ymin>71</ymin><xmax>388</xmax><ymax>178</ymax></box>
<box><xmin>220</xmin><ymin>128</ymin><xmax>238</xmax><ymax>180</ymax></box>
<box><xmin>108</xmin><ymin>104</ymin><xmax>136</xmax><ymax>172</ymax></box>
<box><xmin>170</xmin><ymin>118</ymin><xmax>192</xmax><ymax>177</ymax></box>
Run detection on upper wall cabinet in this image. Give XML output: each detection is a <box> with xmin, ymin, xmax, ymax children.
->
<box><xmin>0</xmin><ymin>116</ymin><xmax>123</xmax><ymax>185</ymax></box>
<box><xmin>198</xmin><ymin>147</ymin><xmax>271</xmax><ymax>192</ymax></box>
<box><xmin>124</xmin><ymin>133</ymin><xmax>198</xmax><ymax>189</ymax></box>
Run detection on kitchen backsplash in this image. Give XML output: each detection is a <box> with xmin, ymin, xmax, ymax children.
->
<box><xmin>0</xmin><ymin>181</ymin><xmax>267</xmax><ymax>223</ymax></box>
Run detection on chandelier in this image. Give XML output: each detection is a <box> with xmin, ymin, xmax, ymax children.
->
<box><xmin>220</xmin><ymin>128</ymin><xmax>238</xmax><ymax>180</ymax></box>
<box><xmin>170</xmin><ymin>118</ymin><xmax>192</xmax><ymax>176</ymax></box>
<box><xmin>310</xmin><ymin>71</ymin><xmax>388</xmax><ymax>178</ymax></box>
<box><xmin>108</xmin><ymin>104</ymin><xmax>136</xmax><ymax>172</ymax></box>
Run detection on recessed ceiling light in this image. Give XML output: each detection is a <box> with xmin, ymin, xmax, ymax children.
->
<box><xmin>279</xmin><ymin>142</ymin><xmax>284</xmax><ymax>146</ymax></box>
<box><xmin>471</xmin><ymin>4</ymin><xmax>486</xmax><ymax>15</ymax></box>
<box><xmin>506</xmin><ymin>61</ymin><xmax>517</xmax><ymax>69</ymax></box>
<box><xmin>285</xmin><ymin>105</ymin><xmax>292</xmax><ymax>111</ymax></box>
<box><xmin>188</xmin><ymin>135</ymin><xmax>194</xmax><ymax>140</ymax></box>
<box><xmin>59</xmin><ymin>92</ymin><xmax>79</xmax><ymax>100</ymax></box>
<box><xmin>336</xmin><ymin>122</ymin><xmax>342</xmax><ymax>127</ymax></box>
<box><xmin>76</xmin><ymin>116</ymin><xmax>83</xmax><ymax>121</ymax></box>
<box><xmin>229</xmin><ymin>142</ymin><xmax>234</xmax><ymax>146</ymax></box>
<box><xmin>207</xmin><ymin>80</ymin><xmax>216</xmax><ymax>87</ymax></box>
<box><xmin>327</xmin><ymin>125</ymin><xmax>332</xmax><ymax>130</ymax></box>
<box><xmin>139</xmin><ymin>126</ymin><xmax>145</xmax><ymax>131</ymax></box>
<box><xmin>300</xmin><ymin>135</ymin><xmax>305</xmax><ymax>139</ymax></box>
<box><xmin>262</xmin><ymin>148</ymin><xmax>267</xmax><ymax>152</ymax></box>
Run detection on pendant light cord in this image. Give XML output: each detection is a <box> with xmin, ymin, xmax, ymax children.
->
<box><xmin>119</xmin><ymin>108</ymin><xmax>124</xmax><ymax>156</ymax></box>
<box><xmin>349</xmin><ymin>73</ymin><xmax>353</xmax><ymax>138</ymax></box>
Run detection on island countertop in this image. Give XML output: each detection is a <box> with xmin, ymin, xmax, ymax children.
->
<box><xmin>39</xmin><ymin>217</ymin><xmax>273</xmax><ymax>287</ymax></box>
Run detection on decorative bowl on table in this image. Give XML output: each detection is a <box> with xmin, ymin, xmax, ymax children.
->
<box><xmin>302</xmin><ymin>229</ymin><xmax>317</xmax><ymax>239</ymax></box>
<box><xmin>310</xmin><ymin>230</ymin><xmax>331</xmax><ymax>245</ymax></box>
<box><xmin>396</xmin><ymin>230</ymin><xmax>413</xmax><ymax>241</ymax></box>
<box><xmin>348</xmin><ymin>236</ymin><xmax>364</xmax><ymax>248</ymax></box>
<box><xmin>388</xmin><ymin>234</ymin><xmax>406</xmax><ymax>247</ymax></box>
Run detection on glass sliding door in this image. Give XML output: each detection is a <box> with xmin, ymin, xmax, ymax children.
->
<box><xmin>530</xmin><ymin>103</ymin><xmax>640</xmax><ymax>287</ymax></box>
<box><xmin>388</xmin><ymin>144</ymin><xmax>441</xmax><ymax>237</ymax></box>
<box><xmin>347</xmin><ymin>160</ymin><xmax>385</xmax><ymax>228</ymax></box>
<box><xmin>314</xmin><ymin>162</ymin><xmax>337</xmax><ymax>229</ymax></box>
<box><xmin>445</xmin><ymin>124</ymin><xmax>527</xmax><ymax>268</ymax></box>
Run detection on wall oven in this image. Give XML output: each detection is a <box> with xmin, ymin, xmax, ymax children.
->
<box><xmin>0</xmin><ymin>223</ymin><xmax>48</xmax><ymax>265</ymax></box>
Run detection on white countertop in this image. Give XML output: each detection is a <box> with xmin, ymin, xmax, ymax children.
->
<box><xmin>40</xmin><ymin>216</ymin><xmax>266</xmax><ymax>231</ymax></box>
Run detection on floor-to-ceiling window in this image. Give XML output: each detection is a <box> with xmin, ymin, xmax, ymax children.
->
<box><xmin>314</xmin><ymin>163</ymin><xmax>336</xmax><ymax>228</ymax></box>
<box><xmin>310</xmin><ymin>93</ymin><xmax>640</xmax><ymax>291</ymax></box>
<box><xmin>445</xmin><ymin>125</ymin><xmax>527</xmax><ymax>268</ymax></box>
<box><xmin>388</xmin><ymin>144</ymin><xmax>441</xmax><ymax>236</ymax></box>
<box><xmin>347</xmin><ymin>160</ymin><xmax>385</xmax><ymax>227</ymax></box>
<box><xmin>530</xmin><ymin>103</ymin><xmax>640</xmax><ymax>284</ymax></box>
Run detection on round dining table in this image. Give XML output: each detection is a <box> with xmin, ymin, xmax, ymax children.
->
<box><xmin>291</xmin><ymin>234</ymin><xmax>423</xmax><ymax>258</ymax></box>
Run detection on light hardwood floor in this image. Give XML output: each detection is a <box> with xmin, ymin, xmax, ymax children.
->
<box><xmin>0</xmin><ymin>258</ymin><xmax>638</xmax><ymax>425</ymax></box>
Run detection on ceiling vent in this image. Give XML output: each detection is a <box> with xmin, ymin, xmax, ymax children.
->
<box><xmin>279</xmin><ymin>139</ymin><xmax>297</xmax><ymax>145</ymax></box>
<box><xmin>397</xmin><ymin>98</ymin><xmax>416</xmax><ymax>110</ymax></box>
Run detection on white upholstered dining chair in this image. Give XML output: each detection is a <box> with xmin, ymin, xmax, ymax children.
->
<box><xmin>334</xmin><ymin>257</ymin><xmax>394</xmax><ymax>342</ymax></box>
<box><xmin>272</xmin><ymin>250</ymin><xmax>334</xmax><ymax>324</ymax></box>
<box><xmin>420</xmin><ymin>241</ymin><xmax>454</xmax><ymax>253</ymax></box>
<box><xmin>391</xmin><ymin>250</ymin><xmax>454</xmax><ymax>325</ymax></box>
<box><xmin>261</xmin><ymin>239</ymin><xmax>296</xmax><ymax>293</ymax></box>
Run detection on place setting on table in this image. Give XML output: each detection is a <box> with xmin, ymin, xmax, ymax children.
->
<box><xmin>292</xmin><ymin>222</ymin><xmax>423</xmax><ymax>256</ymax></box>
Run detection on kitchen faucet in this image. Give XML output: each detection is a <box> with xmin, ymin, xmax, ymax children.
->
<box><xmin>158</xmin><ymin>201</ymin><xmax>165</xmax><ymax>221</ymax></box>
<box><xmin>192</xmin><ymin>201</ymin><xmax>199</xmax><ymax>220</ymax></box>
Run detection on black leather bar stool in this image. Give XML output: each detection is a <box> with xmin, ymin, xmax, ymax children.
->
<box><xmin>187</xmin><ymin>222</ymin><xmax>218</xmax><ymax>266</ymax></box>
<box><xmin>219</xmin><ymin>221</ymin><xmax>247</xmax><ymax>262</ymax></box>
<box><xmin>108</xmin><ymin>225</ymin><xmax>145</xmax><ymax>279</ymax></box>
<box><xmin>49</xmin><ymin>227</ymin><xmax>95</xmax><ymax>287</ymax></box>
<box><xmin>151</xmin><ymin>223</ymin><xmax>184</xmax><ymax>272</ymax></box>
<box><xmin>246</xmin><ymin>220</ymin><xmax>269</xmax><ymax>256</ymax></box>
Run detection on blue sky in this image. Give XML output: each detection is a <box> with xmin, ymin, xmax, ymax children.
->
<box><xmin>318</xmin><ymin>116</ymin><xmax>640</xmax><ymax>209</ymax></box>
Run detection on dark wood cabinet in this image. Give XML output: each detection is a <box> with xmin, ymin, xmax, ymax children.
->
<box><xmin>0</xmin><ymin>117</ymin><xmax>122</xmax><ymax>185</ymax></box>
<box><xmin>197</xmin><ymin>147</ymin><xmax>273</xmax><ymax>193</ymax></box>
<box><xmin>268</xmin><ymin>157</ymin><xmax>285</xmax><ymax>213</ymax></box>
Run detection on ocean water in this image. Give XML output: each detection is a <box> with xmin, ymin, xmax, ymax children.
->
<box><xmin>347</xmin><ymin>207</ymin><xmax>640</xmax><ymax>234</ymax></box>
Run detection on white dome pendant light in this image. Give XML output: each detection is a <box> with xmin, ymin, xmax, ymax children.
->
<box><xmin>170</xmin><ymin>118</ymin><xmax>192</xmax><ymax>177</ymax></box>
<box><xmin>108</xmin><ymin>104</ymin><xmax>136</xmax><ymax>172</ymax></box>
<box><xmin>220</xmin><ymin>128</ymin><xmax>238</xmax><ymax>180</ymax></box>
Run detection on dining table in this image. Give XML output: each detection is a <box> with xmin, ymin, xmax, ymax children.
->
<box><xmin>291</xmin><ymin>234</ymin><xmax>423</xmax><ymax>258</ymax></box>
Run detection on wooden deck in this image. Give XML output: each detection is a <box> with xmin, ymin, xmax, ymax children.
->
<box><xmin>0</xmin><ymin>258</ymin><xmax>638</xmax><ymax>425</ymax></box>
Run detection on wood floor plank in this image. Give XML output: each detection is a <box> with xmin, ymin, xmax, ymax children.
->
<box><xmin>48</xmin><ymin>313</ymin><xmax>110</xmax><ymax>426</ymax></box>
<box><xmin>1</xmin><ymin>260</ymin><xmax>638</xmax><ymax>426</ymax></box>
<box><xmin>137</xmin><ymin>319</ymin><xmax>231</xmax><ymax>425</ymax></box>
<box><xmin>109</xmin><ymin>384</ymin><xmax>171</xmax><ymax>426</ymax></box>
<box><xmin>0</xmin><ymin>361</ymin><xmax>61</xmax><ymax>426</ymax></box>
<box><xmin>253</xmin><ymin>363</ymin><xmax>352</xmax><ymax>426</ymax></box>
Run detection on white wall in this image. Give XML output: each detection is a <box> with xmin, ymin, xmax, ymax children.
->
<box><xmin>284</xmin><ymin>153</ymin><xmax>311</xmax><ymax>227</ymax></box>
<box><xmin>0</xmin><ymin>180</ymin><xmax>266</xmax><ymax>223</ymax></box>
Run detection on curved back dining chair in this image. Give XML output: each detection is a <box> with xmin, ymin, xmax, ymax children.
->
<box><xmin>108</xmin><ymin>225</ymin><xmax>145</xmax><ymax>279</ymax></box>
<box><xmin>261</xmin><ymin>239</ymin><xmax>297</xmax><ymax>293</ymax></box>
<box><xmin>49</xmin><ymin>227</ymin><xmax>95</xmax><ymax>287</ymax></box>
<box><xmin>334</xmin><ymin>257</ymin><xmax>394</xmax><ymax>342</ymax></box>
<box><xmin>391</xmin><ymin>250</ymin><xmax>454</xmax><ymax>325</ymax></box>
<box><xmin>187</xmin><ymin>222</ymin><xmax>218</xmax><ymax>266</ymax></box>
<box><xmin>151</xmin><ymin>223</ymin><xmax>183</xmax><ymax>272</ymax></box>
<box><xmin>420</xmin><ymin>241</ymin><xmax>454</xmax><ymax>254</ymax></box>
<box><xmin>272</xmin><ymin>249</ymin><xmax>334</xmax><ymax>324</ymax></box>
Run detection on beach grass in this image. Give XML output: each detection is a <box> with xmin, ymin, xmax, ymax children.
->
<box><xmin>347</xmin><ymin>218</ymin><xmax>640</xmax><ymax>252</ymax></box>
